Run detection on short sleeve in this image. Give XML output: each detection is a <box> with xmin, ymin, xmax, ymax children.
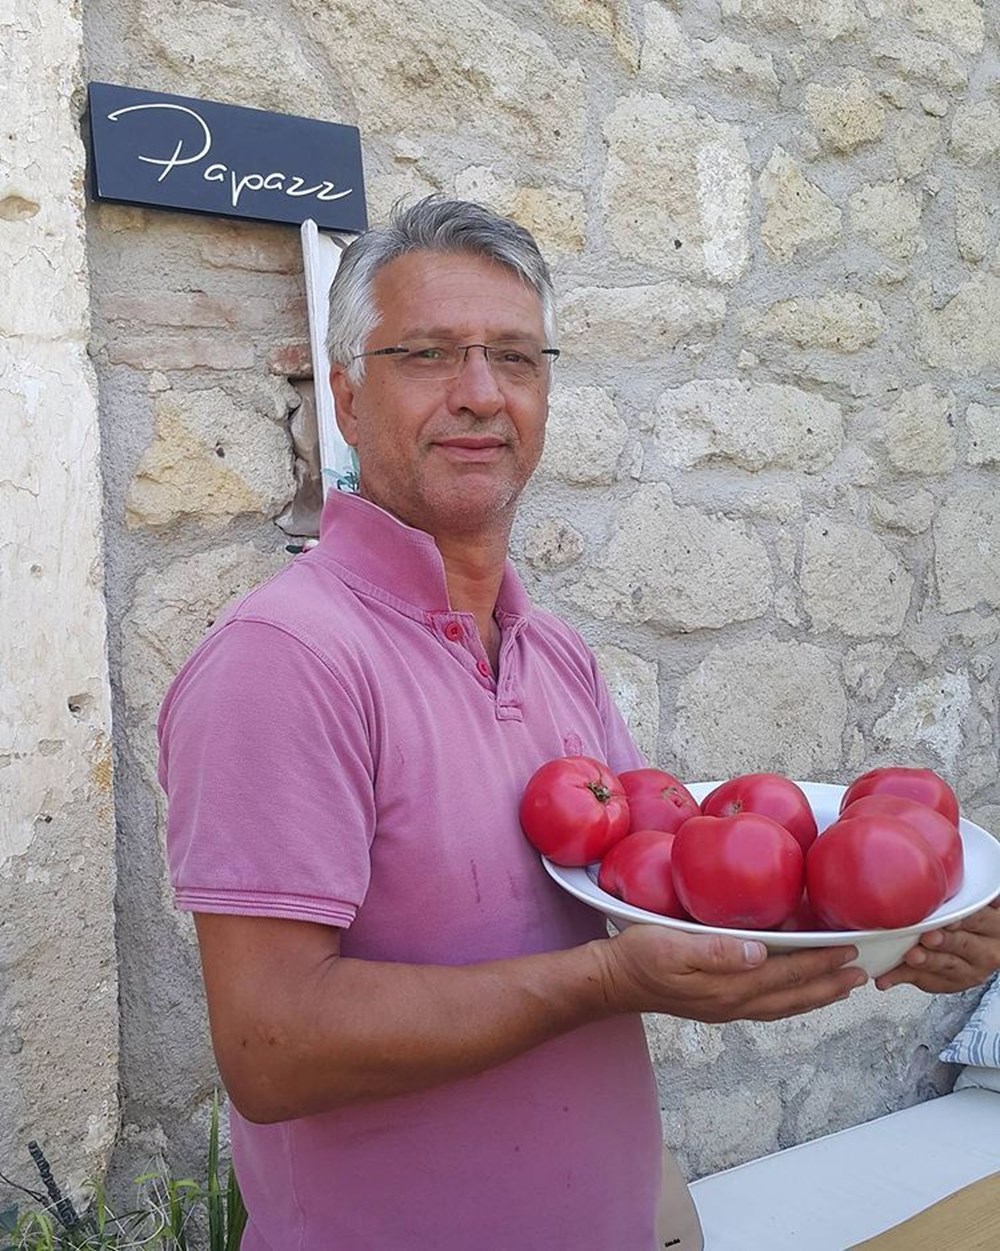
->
<box><xmin>158</xmin><ymin>618</ymin><xmax>376</xmax><ymax>927</ymax></box>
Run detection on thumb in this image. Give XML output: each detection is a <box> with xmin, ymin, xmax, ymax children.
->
<box><xmin>693</xmin><ymin>934</ymin><xmax>768</xmax><ymax>973</ymax></box>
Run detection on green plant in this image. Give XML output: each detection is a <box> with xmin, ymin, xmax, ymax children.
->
<box><xmin>1</xmin><ymin>1093</ymin><xmax>246</xmax><ymax>1251</ymax></box>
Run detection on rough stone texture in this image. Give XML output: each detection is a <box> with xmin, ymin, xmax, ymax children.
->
<box><xmin>805</xmin><ymin>74</ymin><xmax>886</xmax><ymax>153</ymax></box>
<box><xmin>955</xmin><ymin>181</ymin><xmax>991</xmax><ymax>264</ymax></box>
<box><xmin>801</xmin><ymin>520</ymin><xmax>913</xmax><ymax>637</ymax></box>
<box><xmin>697</xmin><ymin>35</ymin><xmax>780</xmax><ymax>97</ymax></box>
<box><xmin>561</xmin><ymin>485</ymin><xmax>772</xmax><ymax>632</ymax></box>
<box><xmin>894</xmin><ymin>0</ymin><xmax>985</xmax><ymax>55</ymax></box>
<box><xmin>671</xmin><ymin>638</ymin><xmax>848</xmax><ymax>779</ymax></box>
<box><xmin>558</xmin><ymin>282</ymin><xmax>727</xmax><ymax>360</ymax></box>
<box><xmin>893</xmin><ymin>113</ymin><xmax>942</xmax><ymax>179</ymax></box>
<box><xmin>549</xmin><ymin>0</ymin><xmax>639</xmax><ymax>68</ymax></box>
<box><xmin>871</xmin><ymin>671</ymin><xmax>972</xmax><ymax>773</ymax></box>
<box><xmin>591</xmin><ymin>645</ymin><xmax>660</xmax><ymax>765</ymax></box>
<box><xmin>454</xmin><ymin>168</ymin><xmax>586</xmax><ymax>255</ymax></box>
<box><xmin>759</xmin><ymin>148</ymin><xmax>842</xmax><ymax>261</ymax></box>
<box><xmin>966</xmin><ymin>403</ymin><xmax>1000</xmax><ymax>466</ymax></box>
<box><xmin>1</xmin><ymin>0</ymin><xmax>119</xmax><ymax>1204</ymax></box>
<box><xmin>638</xmin><ymin>4</ymin><xmax>694</xmax><ymax>89</ymax></box>
<box><xmin>288</xmin><ymin>0</ymin><xmax>587</xmax><ymax>173</ymax></box>
<box><xmin>539</xmin><ymin>385</ymin><xmax>629</xmax><ymax>484</ymax></box>
<box><xmin>934</xmin><ymin>488</ymin><xmax>1000</xmax><ymax>613</ymax></box>
<box><xmin>521</xmin><ymin>518</ymin><xmax>586</xmax><ymax>571</ymax></box>
<box><xmin>743</xmin><ymin>292</ymin><xmax>885</xmax><ymax>352</ymax></box>
<box><xmin>871</xmin><ymin>33</ymin><xmax>968</xmax><ymax>89</ymax></box>
<box><xmin>917</xmin><ymin>275</ymin><xmax>1000</xmax><ymax>371</ymax></box>
<box><xmin>721</xmin><ymin>0</ymin><xmax>866</xmax><ymax>41</ymax></box>
<box><xmin>603</xmin><ymin>96</ymin><xmax>751</xmax><ymax>284</ymax></box>
<box><xmin>643</xmin><ymin>379</ymin><xmax>843</xmax><ymax>474</ymax></box>
<box><xmin>873</xmin><ymin>384</ymin><xmax>957</xmax><ymax>474</ymax></box>
<box><xmin>125</xmin><ymin>385</ymin><xmax>296</xmax><ymax>530</ymax></box>
<box><xmin>950</xmin><ymin>100</ymin><xmax>1000</xmax><ymax>166</ymax></box>
<box><xmin>849</xmin><ymin>182</ymin><xmax>925</xmax><ymax>262</ymax></box>
<box><xmin>870</xmin><ymin>488</ymin><xmax>936</xmax><ymax>533</ymax></box>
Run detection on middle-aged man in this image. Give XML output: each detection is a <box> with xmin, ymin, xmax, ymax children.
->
<box><xmin>158</xmin><ymin>197</ymin><xmax>1000</xmax><ymax>1251</ymax></box>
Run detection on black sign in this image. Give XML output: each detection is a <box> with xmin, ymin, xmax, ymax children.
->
<box><xmin>87</xmin><ymin>82</ymin><xmax>367</xmax><ymax>233</ymax></box>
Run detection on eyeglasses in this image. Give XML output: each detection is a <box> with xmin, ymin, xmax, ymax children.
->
<box><xmin>352</xmin><ymin>340</ymin><xmax>560</xmax><ymax>384</ymax></box>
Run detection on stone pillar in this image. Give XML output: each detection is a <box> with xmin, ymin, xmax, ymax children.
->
<box><xmin>0</xmin><ymin>0</ymin><xmax>119</xmax><ymax>1203</ymax></box>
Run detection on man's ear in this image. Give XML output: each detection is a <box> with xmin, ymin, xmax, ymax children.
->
<box><xmin>330</xmin><ymin>365</ymin><xmax>360</xmax><ymax>448</ymax></box>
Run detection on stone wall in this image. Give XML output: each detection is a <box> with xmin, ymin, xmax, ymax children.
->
<box><xmin>1</xmin><ymin>0</ymin><xmax>119</xmax><ymax>1208</ymax></box>
<box><xmin>78</xmin><ymin>0</ymin><xmax>999</xmax><ymax>1190</ymax></box>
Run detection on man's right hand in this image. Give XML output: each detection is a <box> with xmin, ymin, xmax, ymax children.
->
<box><xmin>593</xmin><ymin>923</ymin><xmax>867</xmax><ymax>1023</ymax></box>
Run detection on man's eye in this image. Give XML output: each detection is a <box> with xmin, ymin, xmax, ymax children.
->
<box><xmin>499</xmin><ymin>350</ymin><xmax>536</xmax><ymax>367</ymax></box>
<box><xmin>409</xmin><ymin>347</ymin><xmax>447</xmax><ymax>362</ymax></box>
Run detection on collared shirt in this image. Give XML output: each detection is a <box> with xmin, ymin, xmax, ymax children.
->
<box><xmin>158</xmin><ymin>490</ymin><xmax>661</xmax><ymax>1250</ymax></box>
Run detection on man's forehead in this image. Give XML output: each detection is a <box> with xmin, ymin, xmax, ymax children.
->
<box><xmin>371</xmin><ymin>250</ymin><xmax>545</xmax><ymax>332</ymax></box>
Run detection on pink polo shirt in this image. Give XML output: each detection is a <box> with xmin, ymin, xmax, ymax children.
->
<box><xmin>158</xmin><ymin>491</ymin><xmax>662</xmax><ymax>1251</ymax></box>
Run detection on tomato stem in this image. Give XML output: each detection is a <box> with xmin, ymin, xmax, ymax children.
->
<box><xmin>587</xmin><ymin>780</ymin><xmax>612</xmax><ymax>805</ymax></box>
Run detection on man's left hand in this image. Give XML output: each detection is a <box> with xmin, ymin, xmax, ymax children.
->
<box><xmin>875</xmin><ymin>897</ymin><xmax>1000</xmax><ymax>993</ymax></box>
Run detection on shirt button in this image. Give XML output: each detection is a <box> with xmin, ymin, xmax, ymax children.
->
<box><xmin>477</xmin><ymin>659</ymin><xmax>492</xmax><ymax>678</ymax></box>
<box><xmin>444</xmin><ymin>621</ymin><xmax>463</xmax><ymax>642</ymax></box>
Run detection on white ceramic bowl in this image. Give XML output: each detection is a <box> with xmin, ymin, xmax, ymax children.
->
<box><xmin>542</xmin><ymin>780</ymin><xmax>1000</xmax><ymax>977</ymax></box>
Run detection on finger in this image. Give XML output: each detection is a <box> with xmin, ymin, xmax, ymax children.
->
<box><xmin>686</xmin><ymin>932</ymin><xmax>769</xmax><ymax>974</ymax></box>
<box><xmin>744</xmin><ymin>966</ymin><xmax>868</xmax><ymax>1021</ymax></box>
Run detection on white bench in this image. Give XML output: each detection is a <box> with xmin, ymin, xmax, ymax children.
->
<box><xmin>688</xmin><ymin>1087</ymin><xmax>1000</xmax><ymax>1250</ymax></box>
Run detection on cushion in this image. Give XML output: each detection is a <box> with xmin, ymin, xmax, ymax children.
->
<box><xmin>953</xmin><ymin>1065</ymin><xmax>1000</xmax><ymax>1095</ymax></box>
<box><xmin>939</xmin><ymin>974</ymin><xmax>1000</xmax><ymax>1068</ymax></box>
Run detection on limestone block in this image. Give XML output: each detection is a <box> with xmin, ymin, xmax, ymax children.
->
<box><xmin>720</xmin><ymin>0</ymin><xmax>866</xmax><ymax>41</ymax></box>
<box><xmin>670</xmin><ymin>637</ymin><xmax>848</xmax><ymax>779</ymax></box>
<box><xmin>644</xmin><ymin>1016</ymin><xmax>726</xmax><ymax>1067</ymax></box>
<box><xmin>950</xmin><ymin>100</ymin><xmax>1000</xmax><ymax>165</ymax></box>
<box><xmin>895</xmin><ymin>0</ymin><xmax>986</xmax><ymax>53</ymax></box>
<box><xmin>126</xmin><ymin>387</ymin><xmax>295</xmax><ymax>530</ymax></box>
<box><xmin>917</xmin><ymin>274</ymin><xmax>1000</xmax><ymax>371</ymax></box>
<box><xmin>453</xmin><ymin>168</ymin><xmax>586</xmax><ymax>255</ymax></box>
<box><xmin>522</xmin><ymin>518</ymin><xmax>585</xmax><ymax>571</ymax></box>
<box><xmin>136</xmin><ymin>0</ymin><xmax>343</xmax><ymax>115</ymax></box>
<box><xmin>643</xmin><ymin>378</ymin><xmax>843</xmax><ymax>473</ymax></box>
<box><xmin>921</xmin><ymin>93</ymin><xmax>950</xmax><ymax>117</ymax></box>
<box><xmin>801</xmin><ymin>519</ymin><xmax>913</xmax><ymax>636</ymax></box>
<box><xmin>759</xmin><ymin>147</ymin><xmax>842</xmax><ymax>261</ymax></box>
<box><xmin>934</xmin><ymin>487</ymin><xmax>1000</xmax><ymax>612</ymax></box>
<box><xmin>539</xmin><ymin>385</ymin><xmax>628</xmax><ymax>484</ymax></box>
<box><xmin>592</xmin><ymin>644</ymin><xmax>660</xmax><ymax>765</ymax></box>
<box><xmin>560</xmin><ymin>484</ymin><xmax>771</xmax><ymax>631</ymax></box>
<box><xmin>697</xmin><ymin>36</ymin><xmax>781</xmax><ymax>97</ymax></box>
<box><xmin>602</xmin><ymin>95</ymin><xmax>751</xmax><ymax>284</ymax></box>
<box><xmin>637</xmin><ymin>3</ymin><xmax>694</xmax><ymax>86</ymax></box>
<box><xmin>870</xmin><ymin>489</ymin><xmax>936</xmax><ymax>533</ymax></box>
<box><xmin>872</xmin><ymin>671</ymin><xmax>972</xmax><ymax>771</ymax></box>
<box><xmin>288</xmin><ymin>0</ymin><xmax>586</xmax><ymax>172</ymax></box>
<box><xmin>872</xmin><ymin>33</ymin><xmax>968</xmax><ymax>88</ymax></box>
<box><xmin>849</xmin><ymin>181</ymin><xmax>925</xmax><ymax>261</ymax></box>
<box><xmin>548</xmin><ymin>0</ymin><xmax>640</xmax><ymax>68</ymax></box>
<box><xmin>955</xmin><ymin>182</ymin><xmax>991</xmax><ymax>263</ymax></box>
<box><xmin>874</xmin><ymin>384</ymin><xmax>957</xmax><ymax>473</ymax></box>
<box><xmin>843</xmin><ymin>641</ymin><xmax>897</xmax><ymax>699</ymax></box>
<box><xmin>806</xmin><ymin>74</ymin><xmax>886</xmax><ymax>152</ymax></box>
<box><xmin>743</xmin><ymin>292</ymin><xmax>885</xmax><ymax>352</ymax></box>
<box><xmin>558</xmin><ymin>281</ymin><xmax>726</xmax><ymax>359</ymax></box>
<box><xmin>966</xmin><ymin>403</ymin><xmax>1000</xmax><ymax>465</ymax></box>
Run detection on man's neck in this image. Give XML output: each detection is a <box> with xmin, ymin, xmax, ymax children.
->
<box><xmin>435</xmin><ymin>532</ymin><xmax>509</xmax><ymax>670</ymax></box>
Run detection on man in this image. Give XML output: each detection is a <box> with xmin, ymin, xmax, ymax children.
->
<box><xmin>158</xmin><ymin>198</ymin><xmax>1000</xmax><ymax>1250</ymax></box>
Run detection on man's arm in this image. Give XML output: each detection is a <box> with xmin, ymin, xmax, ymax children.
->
<box><xmin>195</xmin><ymin>912</ymin><xmax>865</xmax><ymax>1123</ymax></box>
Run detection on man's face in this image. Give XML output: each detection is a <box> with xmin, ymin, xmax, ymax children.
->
<box><xmin>330</xmin><ymin>250</ymin><xmax>550</xmax><ymax>541</ymax></box>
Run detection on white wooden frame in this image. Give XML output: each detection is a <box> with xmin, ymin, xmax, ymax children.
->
<box><xmin>300</xmin><ymin>219</ymin><xmax>359</xmax><ymax>498</ymax></box>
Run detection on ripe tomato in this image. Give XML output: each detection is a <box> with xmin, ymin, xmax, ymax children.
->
<box><xmin>700</xmin><ymin>772</ymin><xmax>818</xmax><ymax>854</ymax></box>
<box><xmin>618</xmin><ymin>768</ymin><xmax>700</xmax><ymax>835</ymax></box>
<box><xmin>840</xmin><ymin>794</ymin><xmax>964</xmax><ymax>899</ymax></box>
<box><xmin>597</xmin><ymin>829</ymin><xmax>688</xmax><ymax>917</ymax></box>
<box><xmin>519</xmin><ymin>755</ymin><xmax>630</xmax><ymax>866</ymax></box>
<box><xmin>671</xmin><ymin>813</ymin><xmax>805</xmax><ymax>930</ymax></box>
<box><xmin>840</xmin><ymin>766</ymin><xmax>959</xmax><ymax>827</ymax></box>
<box><xmin>806</xmin><ymin>814</ymin><xmax>948</xmax><ymax>930</ymax></box>
<box><xmin>777</xmin><ymin>892</ymin><xmax>831</xmax><ymax>933</ymax></box>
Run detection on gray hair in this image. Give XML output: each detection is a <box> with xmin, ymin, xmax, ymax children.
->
<box><xmin>326</xmin><ymin>196</ymin><xmax>557</xmax><ymax>381</ymax></box>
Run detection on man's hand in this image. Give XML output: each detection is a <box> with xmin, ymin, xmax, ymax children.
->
<box><xmin>875</xmin><ymin>897</ymin><xmax>1000</xmax><ymax>993</ymax></box>
<box><xmin>595</xmin><ymin>923</ymin><xmax>867</xmax><ymax>1023</ymax></box>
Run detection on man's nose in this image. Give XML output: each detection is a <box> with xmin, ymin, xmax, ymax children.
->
<box><xmin>446</xmin><ymin>347</ymin><xmax>504</xmax><ymax>414</ymax></box>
